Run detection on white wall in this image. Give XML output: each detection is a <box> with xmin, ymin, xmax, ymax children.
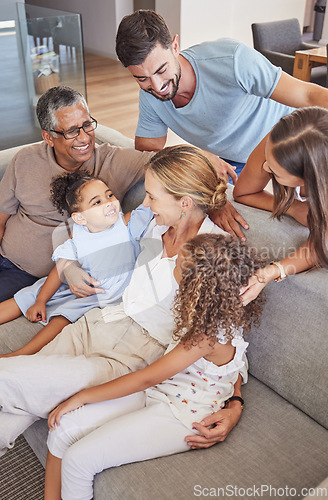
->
<box><xmin>25</xmin><ymin>0</ymin><xmax>307</xmax><ymax>56</ymax></box>
<box><xmin>304</xmin><ymin>0</ymin><xmax>316</xmax><ymax>30</ymax></box>
<box><xmin>25</xmin><ymin>0</ymin><xmax>132</xmax><ymax>58</ymax></box>
<box><xmin>155</xmin><ymin>0</ymin><xmax>180</xmax><ymax>43</ymax></box>
<box><xmin>157</xmin><ymin>0</ymin><xmax>307</xmax><ymax>49</ymax></box>
<box><xmin>320</xmin><ymin>7</ymin><xmax>328</xmax><ymax>44</ymax></box>
<box><xmin>115</xmin><ymin>0</ymin><xmax>133</xmax><ymax>41</ymax></box>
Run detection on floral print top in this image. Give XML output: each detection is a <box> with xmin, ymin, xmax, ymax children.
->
<box><xmin>146</xmin><ymin>327</ymin><xmax>248</xmax><ymax>431</ymax></box>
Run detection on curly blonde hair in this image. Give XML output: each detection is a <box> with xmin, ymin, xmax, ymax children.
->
<box><xmin>172</xmin><ymin>233</ymin><xmax>265</xmax><ymax>347</ymax></box>
<box><xmin>145</xmin><ymin>145</ymin><xmax>227</xmax><ymax>213</ymax></box>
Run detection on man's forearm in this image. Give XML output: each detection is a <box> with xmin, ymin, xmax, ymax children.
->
<box><xmin>135</xmin><ymin>135</ymin><xmax>166</xmax><ymax>152</ymax></box>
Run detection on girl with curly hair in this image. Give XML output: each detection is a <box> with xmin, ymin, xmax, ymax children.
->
<box><xmin>0</xmin><ymin>171</ymin><xmax>152</xmax><ymax>357</ymax></box>
<box><xmin>45</xmin><ymin>232</ymin><xmax>264</xmax><ymax>500</ymax></box>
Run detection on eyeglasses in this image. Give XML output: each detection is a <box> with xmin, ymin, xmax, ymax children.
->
<box><xmin>50</xmin><ymin>117</ymin><xmax>97</xmax><ymax>140</ymax></box>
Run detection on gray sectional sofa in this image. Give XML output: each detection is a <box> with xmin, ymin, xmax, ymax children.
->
<box><xmin>0</xmin><ymin>126</ymin><xmax>327</xmax><ymax>500</ymax></box>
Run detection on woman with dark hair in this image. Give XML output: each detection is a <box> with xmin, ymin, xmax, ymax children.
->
<box><xmin>233</xmin><ymin>106</ymin><xmax>328</xmax><ymax>303</ymax></box>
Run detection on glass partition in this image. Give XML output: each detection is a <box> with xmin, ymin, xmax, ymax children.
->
<box><xmin>0</xmin><ymin>2</ymin><xmax>86</xmax><ymax>150</ymax></box>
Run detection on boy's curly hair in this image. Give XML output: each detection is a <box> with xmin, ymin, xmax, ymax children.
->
<box><xmin>172</xmin><ymin>233</ymin><xmax>265</xmax><ymax>347</ymax></box>
<box><xmin>50</xmin><ymin>170</ymin><xmax>95</xmax><ymax>216</ymax></box>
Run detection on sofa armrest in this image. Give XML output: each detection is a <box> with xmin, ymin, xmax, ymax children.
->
<box><xmin>95</xmin><ymin>124</ymin><xmax>134</xmax><ymax>149</ymax></box>
<box><xmin>0</xmin><ymin>144</ymin><xmax>30</xmax><ymax>182</ymax></box>
<box><xmin>300</xmin><ymin>41</ymin><xmax>321</xmax><ymax>50</ymax></box>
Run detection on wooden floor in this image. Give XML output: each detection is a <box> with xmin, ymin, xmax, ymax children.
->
<box><xmin>85</xmin><ymin>52</ymin><xmax>140</xmax><ymax>140</ymax></box>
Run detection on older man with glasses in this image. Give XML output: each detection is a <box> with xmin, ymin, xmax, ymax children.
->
<box><xmin>0</xmin><ymin>86</ymin><xmax>152</xmax><ymax>302</ymax></box>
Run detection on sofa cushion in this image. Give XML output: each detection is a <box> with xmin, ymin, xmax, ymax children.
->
<box><xmin>95</xmin><ymin>124</ymin><xmax>134</xmax><ymax>149</ymax></box>
<box><xmin>22</xmin><ymin>376</ymin><xmax>328</xmax><ymax>497</ymax></box>
<box><xmin>0</xmin><ymin>316</ymin><xmax>42</xmax><ymax>353</ymax></box>
<box><xmin>0</xmin><ymin>144</ymin><xmax>32</xmax><ymax>181</ymax></box>
<box><xmin>247</xmin><ymin>269</ymin><xmax>328</xmax><ymax>429</ymax></box>
<box><xmin>92</xmin><ymin>376</ymin><xmax>328</xmax><ymax>499</ymax></box>
<box><xmin>228</xmin><ymin>187</ymin><xmax>310</xmax><ymax>260</ymax></box>
<box><xmin>303</xmin><ymin>477</ymin><xmax>328</xmax><ymax>499</ymax></box>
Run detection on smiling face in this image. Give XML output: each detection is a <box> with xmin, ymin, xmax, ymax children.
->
<box><xmin>72</xmin><ymin>179</ymin><xmax>120</xmax><ymax>233</ymax></box>
<box><xmin>42</xmin><ymin>102</ymin><xmax>96</xmax><ymax>171</ymax></box>
<box><xmin>263</xmin><ymin>138</ymin><xmax>305</xmax><ymax>188</ymax></box>
<box><xmin>143</xmin><ymin>170</ymin><xmax>183</xmax><ymax>226</ymax></box>
<box><xmin>128</xmin><ymin>40</ymin><xmax>181</xmax><ymax>102</ymax></box>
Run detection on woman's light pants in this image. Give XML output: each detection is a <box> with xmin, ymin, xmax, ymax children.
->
<box><xmin>0</xmin><ymin>305</ymin><xmax>165</xmax><ymax>456</ymax></box>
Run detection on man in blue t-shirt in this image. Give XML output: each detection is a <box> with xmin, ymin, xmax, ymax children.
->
<box><xmin>116</xmin><ymin>10</ymin><xmax>328</xmax><ymax>239</ymax></box>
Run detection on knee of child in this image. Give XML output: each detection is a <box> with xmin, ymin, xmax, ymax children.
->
<box><xmin>62</xmin><ymin>435</ymin><xmax>107</xmax><ymax>482</ymax></box>
<box><xmin>61</xmin><ymin>445</ymin><xmax>95</xmax><ymax>500</ymax></box>
<box><xmin>47</xmin><ymin>418</ymin><xmax>81</xmax><ymax>456</ymax></box>
<box><xmin>62</xmin><ymin>445</ymin><xmax>81</xmax><ymax>477</ymax></box>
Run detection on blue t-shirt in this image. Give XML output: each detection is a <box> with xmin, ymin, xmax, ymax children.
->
<box><xmin>136</xmin><ymin>38</ymin><xmax>294</xmax><ymax>163</ymax></box>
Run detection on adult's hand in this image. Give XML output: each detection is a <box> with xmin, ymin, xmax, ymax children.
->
<box><xmin>201</xmin><ymin>151</ymin><xmax>238</xmax><ymax>184</ymax></box>
<box><xmin>185</xmin><ymin>404</ymin><xmax>243</xmax><ymax>449</ymax></box>
<box><xmin>210</xmin><ymin>201</ymin><xmax>249</xmax><ymax>241</ymax></box>
<box><xmin>240</xmin><ymin>262</ymin><xmax>282</xmax><ymax>305</ymax></box>
<box><xmin>239</xmin><ymin>275</ymin><xmax>266</xmax><ymax>306</ymax></box>
<box><xmin>63</xmin><ymin>261</ymin><xmax>104</xmax><ymax>298</ymax></box>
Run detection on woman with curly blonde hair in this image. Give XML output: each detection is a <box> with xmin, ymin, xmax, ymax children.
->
<box><xmin>46</xmin><ymin>232</ymin><xmax>264</xmax><ymax>500</ymax></box>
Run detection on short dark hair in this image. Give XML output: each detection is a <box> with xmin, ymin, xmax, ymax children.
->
<box><xmin>36</xmin><ymin>86</ymin><xmax>89</xmax><ymax>134</ymax></box>
<box><xmin>116</xmin><ymin>9</ymin><xmax>172</xmax><ymax>67</ymax></box>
